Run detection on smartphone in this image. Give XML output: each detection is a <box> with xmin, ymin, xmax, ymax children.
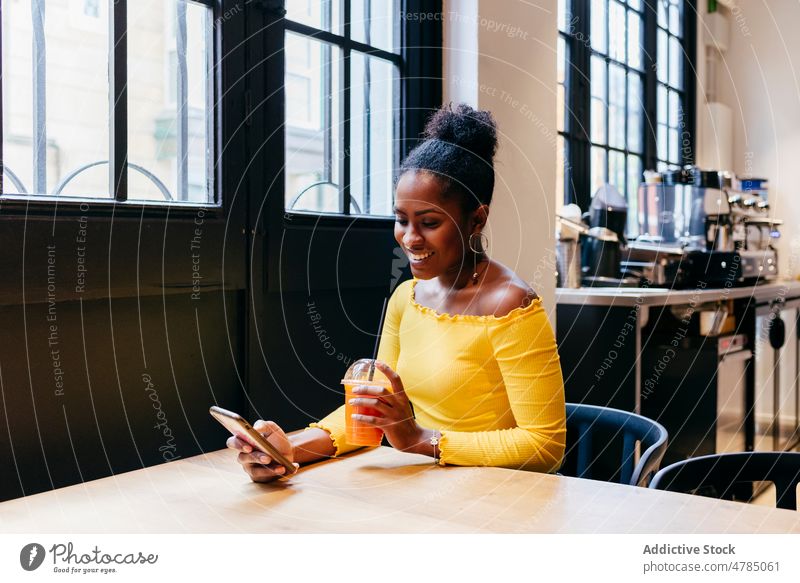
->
<box><xmin>210</xmin><ymin>406</ymin><xmax>298</xmax><ymax>476</ymax></box>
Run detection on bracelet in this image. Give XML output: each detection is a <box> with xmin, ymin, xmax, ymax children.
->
<box><xmin>430</xmin><ymin>431</ymin><xmax>440</xmax><ymax>465</ymax></box>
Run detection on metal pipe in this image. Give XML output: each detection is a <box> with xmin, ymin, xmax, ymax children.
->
<box><xmin>31</xmin><ymin>0</ymin><xmax>46</xmax><ymax>194</ymax></box>
<box><xmin>340</xmin><ymin>1</ymin><xmax>351</xmax><ymax>215</ymax></box>
<box><xmin>363</xmin><ymin>0</ymin><xmax>371</xmax><ymax>214</ymax></box>
<box><xmin>322</xmin><ymin>0</ymin><xmax>333</xmax><ymax>184</ymax></box>
<box><xmin>176</xmin><ymin>0</ymin><xmax>189</xmax><ymax>201</ymax></box>
<box><xmin>2</xmin><ymin>165</ymin><xmax>29</xmax><ymax>194</ymax></box>
<box><xmin>53</xmin><ymin>160</ymin><xmax>173</xmax><ymax>201</ymax></box>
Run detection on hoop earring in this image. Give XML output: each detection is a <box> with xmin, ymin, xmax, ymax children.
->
<box><xmin>468</xmin><ymin>232</ymin><xmax>489</xmax><ymax>285</ymax></box>
<box><xmin>468</xmin><ymin>231</ymin><xmax>489</xmax><ymax>254</ymax></box>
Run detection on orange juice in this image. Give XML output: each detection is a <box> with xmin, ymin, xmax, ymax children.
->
<box><xmin>343</xmin><ymin>382</ymin><xmax>386</xmax><ymax>446</ymax></box>
<box><xmin>341</xmin><ymin>359</ymin><xmax>392</xmax><ymax>447</ymax></box>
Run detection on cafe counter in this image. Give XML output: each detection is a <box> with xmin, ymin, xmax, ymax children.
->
<box><xmin>555</xmin><ymin>279</ymin><xmax>800</xmax><ymax>480</ymax></box>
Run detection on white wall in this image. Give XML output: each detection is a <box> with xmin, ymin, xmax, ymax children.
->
<box><xmin>443</xmin><ymin>0</ymin><xmax>479</xmax><ymax>106</ymax></box>
<box><xmin>697</xmin><ymin>0</ymin><xmax>800</xmax><ymax>278</ymax></box>
<box><xmin>443</xmin><ymin>0</ymin><xmax>558</xmax><ymax>315</ymax></box>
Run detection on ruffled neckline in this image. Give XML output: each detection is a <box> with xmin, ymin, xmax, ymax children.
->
<box><xmin>408</xmin><ymin>278</ymin><xmax>541</xmax><ymax>323</ymax></box>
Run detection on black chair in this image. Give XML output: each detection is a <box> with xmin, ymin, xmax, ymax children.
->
<box><xmin>649</xmin><ymin>452</ymin><xmax>800</xmax><ymax>510</ymax></box>
<box><xmin>560</xmin><ymin>403</ymin><xmax>669</xmax><ymax>487</ymax></box>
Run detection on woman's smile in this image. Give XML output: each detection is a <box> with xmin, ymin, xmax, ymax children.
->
<box><xmin>406</xmin><ymin>248</ymin><xmax>436</xmax><ymax>263</ymax></box>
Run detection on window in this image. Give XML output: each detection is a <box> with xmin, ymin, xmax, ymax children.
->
<box><xmin>656</xmin><ymin>0</ymin><xmax>687</xmax><ymax>171</ymax></box>
<box><xmin>84</xmin><ymin>0</ymin><xmax>100</xmax><ymax>19</ymax></box>
<box><xmin>285</xmin><ymin>0</ymin><xmax>401</xmax><ymax>216</ymax></box>
<box><xmin>557</xmin><ymin>0</ymin><xmax>696</xmax><ymax>230</ymax></box>
<box><xmin>585</xmin><ymin>0</ymin><xmax>644</xmax><ymax>211</ymax></box>
<box><xmin>1</xmin><ymin>0</ymin><xmax>215</xmax><ymax>204</ymax></box>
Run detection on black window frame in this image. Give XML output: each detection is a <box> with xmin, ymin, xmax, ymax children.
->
<box><xmin>281</xmin><ymin>0</ymin><xmax>443</xmax><ymax>225</ymax></box>
<box><xmin>0</xmin><ymin>0</ymin><xmax>223</xmax><ymax>218</ymax></box>
<box><xmin>654</xmin><ymin>0</ymin><xmax>693</xmax><ymax>170</ymax></box>
<box><xmin>559</xmin><ymin>0</ymin><xmax>696</xmax><ymax>212</ymax></box>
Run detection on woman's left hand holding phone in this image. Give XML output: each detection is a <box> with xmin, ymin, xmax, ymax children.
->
<box><xmin>226</xmin><ymin>420</ymin><xmax>299</xmax><ymax>483</ymax></box>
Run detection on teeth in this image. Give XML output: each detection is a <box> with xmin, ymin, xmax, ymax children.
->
<box><xmin>409</xmin><ymin>251</ymin><xmax>434</xmax><ymax>261</ymax></box>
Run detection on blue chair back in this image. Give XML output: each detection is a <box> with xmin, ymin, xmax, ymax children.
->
<box><xmin>562</xmin><ymin>403</ymin><xmax>668</xmax><ymax>487</ymax></box>
<box><xmin>649</xmin><ymin>452</ymin><xmax>800</xmax><ymax>510</ymax></box>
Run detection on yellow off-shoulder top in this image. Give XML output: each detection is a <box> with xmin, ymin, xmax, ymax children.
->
<box><xmin>309</xmin><ymin>278</ymin><xmax>566</xmax><ymax>472</ymax></box>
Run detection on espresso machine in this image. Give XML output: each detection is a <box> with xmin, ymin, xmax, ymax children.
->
<box><xmin>729</xmin><ymin>176</ymin><xmax>782</xmax><ymax>271</ymax></box>
<box><xmin>580</xmin><ymin>185</ymin><xmax>636</xmax><ymax>286</ymax></box>
<box><xmin>626</xmin><ymin>166</ymin><xmax>781</xmax><ymax>287</ymax></box>
<box><xmin>682</xmin><ymin>168</ymin><xmax>744</xmax><ymax>286</ymax></box>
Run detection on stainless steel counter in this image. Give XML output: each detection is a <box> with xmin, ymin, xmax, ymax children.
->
<box><xmin>556</xmin><ymin>279</ymin><xmax>800</xmax><ymax>307</ymax></box>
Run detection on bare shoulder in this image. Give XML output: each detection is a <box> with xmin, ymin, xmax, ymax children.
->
<box><xmin>483</xmin><ymin>266</ymin><xmax>539</xmax><ymax>317</ymax></box>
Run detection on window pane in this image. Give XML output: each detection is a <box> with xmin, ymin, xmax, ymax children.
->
<box><xmin>657</xmin><ymin>0</ymin><xmax>668</xmax><ymax>29</ymax></box>
<box><xmin>669</xmin><ymin>127</ymin><xmax>680</xmax><ymax>163</ymax></box>
<box><xmin>285</xmin><ymin>34</ymin><xmax>342</xmax><ymax>213</ymax></box>
<box><xmin>609</xmin><ymin>1</ymin><xmax>626</xmax><ymax>62</ymax></box>
<box><xmin>591</xmin><ymin>57</ymin><xmax>607</xmax><ymax>142</ymax></box>
<box><xmin>668</xmin><ymin>89</ymin><xmax>680</xmax><ymax>127</ymax></box>
<box><xmin>591</xmin><ymin>147</ymin><xmax>607</xmax><ymax>195</ymax></box>
<box><xmin>287</xmin><ymin>0</ymin><xmax>342</xmax><ymax>35</ymax></box>
<box><xmin>557</xmin><ymin>84</ymin><xmax>566</xmax><ymax>133</ymax></box>
<box><xmin>128</xmin><ymin>1</ymin><xmax>213</xmax><ymax>203</ymax></box>
<box><xmin>627</xmin><ymin>73</ymin><xmax>642</xmax><ymax>153</ymax></box>
<box><xmin>591</xmin><ymin>55</ymin><xmax>606</xmax><ymax>99</ymax></box>
<box><xmin>627</xmin><ymin>11</ymin><xmax>642</xmax><ymax>70</ymax></box>
<box><xmin>591</xmin><ymin>0</ymin><xmax>608</xmax><ymax>53</ymax></box>
<box><xmin>657</xmin><ymin>123</ymin><xmax>667</xmax><ymax>160</ymax></box>
<box><xmin>609</xmin><ymin>63</ymin><xmax>626</xmax><ymax>106</ymax></box>
<box><xmin>350</xmin><ymin>54</ymin><xmax>398</xmax><ymax>216</ymax></box>
<box><xmin>3</xmin><ymin>0</ymin><xmax>110</xmax><ymax>196</ymax></box>
<box><xmin>591</xmin><ymin>98</ymin><xmax>607</xmax><ymax>144</ymax></box>
<box><xmin>629</xmin><ymin>0</ymin><xmax>642</xmax><ymax>10</ymax></box>
<box><xmin>669</xmin><ymin>35</ymin><xmax>682</xmax><ymax>88</ymax></box>
<box><xmin>558</xmin><ymin>0</ymin><xmax>568</xmax><ymax>33</ymax></box>
<box><xmin>609</xmin><ymin>150</ymin><xmax>625</xmax><ymax>194</ymax></box>
<box><xmin>608</xmin><ymin>63</ymin><xmax>625</xmax><ymax>148</ymax></box>
<box><xmin>609</xmin><ymin>106</ymin><xmax>625</xmax><ymax>149</ymax></box>
<box><xmin>669</xmin><ymin>1</ymin><xmax>682</xmax><ymax>36</ymax></box>
<box><xmin>657</xmin><ymin>84</ymin><xmax>667</xmax><ymax>125</ymax></box>
<box><xmin>657</xmin><ymin>29</ymin><xmax>668</xmax><ymax>83</ymax></box>
<box><xmin>352</xmin><ymin>0</ymin><xmax>398</xmax><ymax>54</ymax></box>
<box><xmin>556</xmin><ymin>135</ymin><xmax>566</xmax><ymax>203</ymax></box>
<box><xmin>557</xmin><ymin>36</ymin><xmax>567</xmax><ymax>85</ymax></box>
<box><xmin>627</xmin><ymin>154</ymin><xmax>642</xmax><ymax>235</ymax></box>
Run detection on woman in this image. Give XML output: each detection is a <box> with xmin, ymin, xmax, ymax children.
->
<box><xmin>228</xmin><ymin>103</ymin><xmax>566</xmax><ymax>482</ymax></box>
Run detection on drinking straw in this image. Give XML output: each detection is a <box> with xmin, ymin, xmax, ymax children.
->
<box><xmin>367</xmin><ymin>297</ymin><xmax>389</xmax><ymax>381</ymax></box>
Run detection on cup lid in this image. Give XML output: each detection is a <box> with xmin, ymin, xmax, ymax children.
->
<box><xmin>341</xmin><ymin>358</ymin><xmax>392</xmax><ymax>386</ymax></box>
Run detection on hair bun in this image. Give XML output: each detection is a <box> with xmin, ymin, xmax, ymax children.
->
<box><xmin>423</xmin><ymin>103</ymin><xmax>498</xmax><ymax>164</ymax></box>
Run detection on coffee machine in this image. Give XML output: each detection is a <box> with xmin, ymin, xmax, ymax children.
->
<box><xmin>727</xmin><ymin>175</ymin><xmax>781</xmax><ymax>279</ymax></box>
<box><xmin>627</xmin><ymin>166</ymin><xmax>780</xmax><ymax>287</ymax></box>
<box><xmin>581</xmin><ymin>185</ymin><xmax>635</xmax><ymax>286</ymax></box>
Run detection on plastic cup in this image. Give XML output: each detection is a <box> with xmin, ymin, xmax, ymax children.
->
<box><xmin>341</xmin><ymin>359</ymin><xmax>392</xmax><ymax>447</ymax></box>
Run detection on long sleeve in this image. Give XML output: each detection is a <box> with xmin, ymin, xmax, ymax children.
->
<box><xmin>307</xmin><ymin>280</ymin><xmax>410</xmax><ymax>456</ymax></box>
<box><xmin>437</xmin><ymin>305</ymin><xmax>566</xmax><ymax>472</ymax></box>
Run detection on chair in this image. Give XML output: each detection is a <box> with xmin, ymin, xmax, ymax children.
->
<box><xmin>649</xmin><ymin>452</ymin><xmax>800</xmax><ymax>510</ymax></box>
<box><xmin>560</xmin><ymin>403</ymin><xmax>669</xmax><ymax>487</ymax></box>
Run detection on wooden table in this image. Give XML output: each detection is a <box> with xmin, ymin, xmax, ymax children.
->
<box><xmin>1</xmin><ymin>447</ymin><xmax>798</xmax><ymax>533</ymax></box>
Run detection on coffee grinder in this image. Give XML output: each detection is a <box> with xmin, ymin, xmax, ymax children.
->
<box><xmin>581</xmin><ymin>184</ymin><xmax>630</xmax><ymax>286</ymax></box>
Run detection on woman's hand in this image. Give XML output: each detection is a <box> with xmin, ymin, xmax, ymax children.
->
<box><xmin>226</xmin><ymin>420</ymin><xmax>299</xmax><ymax>483</ymax></box>
<box><xmin>349</xmin><ymin>361</ymin><xmax>426</xmax><ymax>452</ymax></box>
